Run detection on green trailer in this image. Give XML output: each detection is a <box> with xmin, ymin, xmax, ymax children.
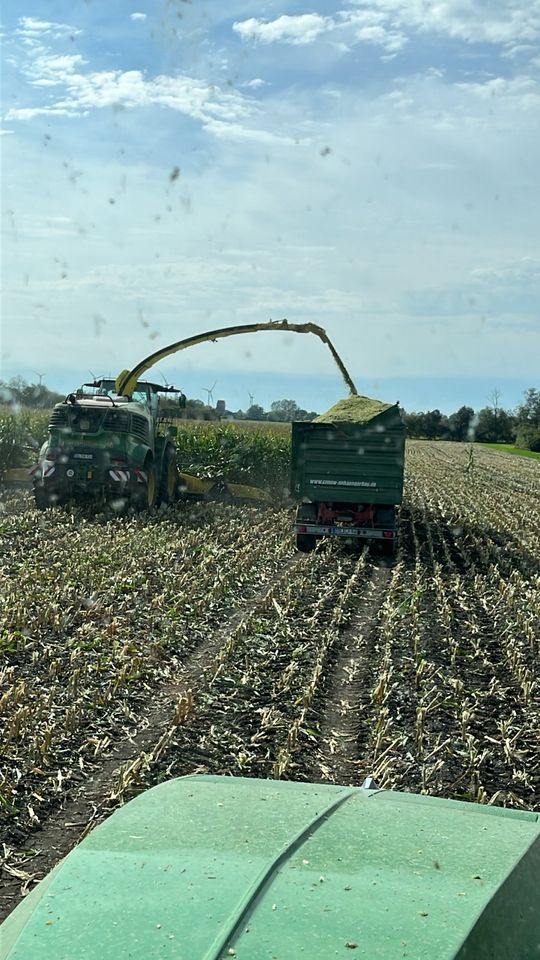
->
<box><xmin>291</xmin><ymin>395</ymin><xmax>406</xmax><ymax>552</ymax></box>
<box><xmin>1</xmin><ymin>776</ymin><xmax>539</xmax><ymax>960</ymax></box>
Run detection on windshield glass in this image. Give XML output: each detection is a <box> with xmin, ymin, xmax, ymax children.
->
<box><xmin>1</xmin><ymin>0</ymin><xmax>539</xmax><ymax>941</ymax></box>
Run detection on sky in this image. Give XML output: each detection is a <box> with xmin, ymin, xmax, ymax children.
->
<box><xmin>1</xmin><ymin>0</ymin><xmax>539</xmax><ymax>414</ymax></box>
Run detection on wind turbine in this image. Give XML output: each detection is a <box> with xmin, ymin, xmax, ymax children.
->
<box><xmin>202</xmin><ymin>381</ymin><xmax>217</xmax><ymax>406</ymax></box>
<box><xmin>32</xmin><ymin>370</ymin><xmax>45</xmax><ymax>386</ymax></box>
<box><xmin>248</xmin><ymin>392</ymin><xmax>255</xmax><ymax>407</ymax></box>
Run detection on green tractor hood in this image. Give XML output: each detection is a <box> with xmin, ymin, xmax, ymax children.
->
<box><xmin>1</xmin><ymin>776</ymin><xmax>538</xmax><ymax>960</ymax></box>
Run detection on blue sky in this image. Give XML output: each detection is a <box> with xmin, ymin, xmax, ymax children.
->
<box><xmin>1</xmin><ymin>1</ymin><xmax>539</xmax><ymax>413</ymax></box>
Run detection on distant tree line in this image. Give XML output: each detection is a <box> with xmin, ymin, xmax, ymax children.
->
<box><xmin>0</xmin><ymin>379</ymin><xmax>317</xmax><ymax>425</ymax></box>
<box><xmin>402</xmin><ymin>388</ymin><xmax>540</xmax><ymax>451</ymax></box>
<box><xmin>0</xmin><ymin>377</ymin><xmax>64</xmax><ymax>409</ymax></box>
<box><xmin>2</xmin><ymin>377</ymin><xmax>539</xmax><ymax>451</ymax></box>
<box><xmin>160</xmin><ymin>397</ymin><xmax>318</xmax><ymax>422</ymax></box>
<box><xmin>235</xmin><ymin>399</ymin><xmax>319</xmax><ymax>422</ymax></box>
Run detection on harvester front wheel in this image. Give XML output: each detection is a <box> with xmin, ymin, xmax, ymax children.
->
<box><xmin>133</xmin><ymin>462</ymin><xmax>157</xmax><ymax>512</ymax></box>
<box><xmin>146</xmin><ymin>465</ymin><xmax>157</xmax><ymax>509</ymax></box>
<box><xmin>33</xmin><ymin>486</ymin><xmax>50</xmax><ymax>511</ymax></box>
<box><xmin>33</xmin><ymin>485</ymin><xmax>64</xmax><ymax>510</ymax></box>
<box><xmin>158</xmin><ymin>446</ymin><xmax>177</xmax><ymax>505</ymax></box>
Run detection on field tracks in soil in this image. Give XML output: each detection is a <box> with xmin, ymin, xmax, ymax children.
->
<box><xmin>303</xmin><ymin>561</ymin><xmax>392</xmax><ymax>785</ymax></box>
<box><xmin>1</xmin><ymin>440</ymin><xmax>539</xmax><ymax>920</ymax></box>
<box><xmin>0</xmin><ymin>514</ymin><xmax>302</xmax><ymax>920</ymax></box>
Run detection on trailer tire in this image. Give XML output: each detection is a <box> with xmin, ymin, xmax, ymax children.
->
<box><xmin>380</xmin><ymin>537</ymin><xmax>397</xmax><ymax>558</ymax></box>
<box><xmin>296</xmin><ymin>533</ymin><xmax>317</xmax><ymax>553</ymax></box>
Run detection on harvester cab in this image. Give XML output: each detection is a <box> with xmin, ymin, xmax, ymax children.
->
<box><xmin>30</xmin><ymin>378</ymin><xmax>182</xmax><ymax>511</ymax></box>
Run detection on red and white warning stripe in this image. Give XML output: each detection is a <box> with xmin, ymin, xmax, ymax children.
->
<box><xmin>134</xmin><ymin>469</ymin><xmax>147</xmax><ymax>484</ymax></box>
<box><xmin>29</xmin><ymin>463</ymin><xmax>56</xmax><ymax>478</ymax></box>
<box><xmin>109</xmin><ymin>469</ymin><xmax>130</xmax><ymax>483</ymax></box>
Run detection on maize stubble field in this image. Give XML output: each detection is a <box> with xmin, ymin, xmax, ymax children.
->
<box><xmin>0</xmin><ymin>429</ymin><xmax>539</xmax><ymax>918</ymax></box>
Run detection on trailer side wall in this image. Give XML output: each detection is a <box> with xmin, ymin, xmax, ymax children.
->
<box><xmin>291</xmin><ymin>409</ymin><xmax>405</xmax><ymax>505</ymax></box>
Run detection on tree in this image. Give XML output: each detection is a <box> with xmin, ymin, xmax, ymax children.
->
<box><xmin>423</xmin><ymin>409</ymin><xmax>445</xmax><ymax>439</ymax></box>
<box><xmin>515</xmin><ymin>387</ymin><xmax>540</xmax><ymax>450</ymax></box>
<box><xmin>245</xmin><ymin>404</ymin><xmax>266</xmax><ymax>421</ymax></box>
<box><xmin>488</xmin><ymin>387</ymin><xmax>502</xmax><ymax>415</ymax></box>
<box><xmin>475</xmin><ymin>407</ymin><xmax>514</xmax><ymax>443</ymax></box>
<box><xmin>516</xmin><ymin>388</ymin><xmax>540</xmax><ymax>427</ymax></box>
<box><xmin>268</xmin><ymin>399</ymin><xmax>300</xmax><ymax>422</ymax></box>
<box><xmin>294</xmin><ymin>408</ymin><xmax>319</xmax><ymax>421</ymax></box>
<box><xmin>448</xmin><ymin>406</ymin><xmax>475</xmax><ymax>442</ymax></box>
<box><xmin>0</xmin><ymin>378</ymin><xmax>63</xmax><ymax>409</ymax></box>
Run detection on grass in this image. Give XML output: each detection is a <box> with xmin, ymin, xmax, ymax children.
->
<box><xmin>479</xmin><ymin>442</ymin><xmax>540</xmax><ymax>461</ymax></box>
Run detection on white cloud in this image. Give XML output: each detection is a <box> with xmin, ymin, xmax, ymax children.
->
<box><xmin>7</xmin><ymin>47</ymin><xmax>275</xmax><ymax>138</ymax></box>
<box><xmin>233</xmin><ymin>14</ymin><xmax>330</xmax><ymax>45</ymax></box>
<box><xmin>130</xmin><ymin>13</ymin><xmax>147</xmax><ymax>22</ymax></box>
<box><xmin>25</xmin><ymin>53</ymin><xmax>87</xmax><ymax>85</ymax></box>
<box><xmin>347</xmin><ymin>0</ymin><xmax>540</xmax><ymax>45</ymax></box>
<box><xmin>455</xmin><ymin>75</ymin><xmax>540</xmax><ymax>111</ymax></box>
<box><xmin>6</xmin><ymin>50</ymin><xmax>302</xmax><ymax>143</ymax></box>
<box><xmin>16</xmin><ymin>16</ymin><xmax>81</xmax><ymax>40</ymax></box>
<box><xmin>234</xmin><ymin>3</ymin><xmax>540</xmax><ymax>51</ymax></box>
<box><xmin>202</xmin><ymin>118</ymin><xmax>297</xmax><ymax>144</ymax></box>
<box><xmin>233</xmin><ymin>10</ymin><xmax>407</xmax><ymax>52</ymax></box>
<box><xmin>471</xmin><ymin>256</ymin><xmax>540</xmax><ymax>284</ymax></box>
<box><xmin>502</xmin><ymin>43</ymin><xmax>537</xmax><ymax>58</ymax></box>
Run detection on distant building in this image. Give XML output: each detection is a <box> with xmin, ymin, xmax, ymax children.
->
<box><xmin>216</xmin><ymin>399</ymin><xmax>226</xmax><ymax>415</ymax></box>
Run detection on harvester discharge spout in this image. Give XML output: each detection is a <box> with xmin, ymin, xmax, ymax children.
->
<box><xmin>114</xmin><ymin>320</ymin><xmax>357</xmax><ymax>400</ymax></box>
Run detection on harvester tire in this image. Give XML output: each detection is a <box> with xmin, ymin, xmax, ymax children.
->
<box><xmin>33</xmin><ymin>486</ymin><xmax>49</xmax><ymax>511</ymax></box>
<box><xmin>158</xmin><ymin>445</ymin><xmax>177</xmax><ymax>505</ymax></box>
<box><xmin>133</xmin><ymin>462</ymin><xmax>157</xmax><ymax>512</ymax></box>
<box><xmin>34</xmin><ymin>486</ymin><xmax>64</xmax><ymax>510</ymax></box>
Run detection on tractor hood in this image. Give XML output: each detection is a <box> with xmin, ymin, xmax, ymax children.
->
<box><xmin>1</xmin><ymin>776</ymin><xmax>538</xmax><ymax>960</ymax></box>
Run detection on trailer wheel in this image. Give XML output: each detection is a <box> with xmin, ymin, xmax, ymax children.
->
<box><xmin>380</xmin><ymin>537</ymin><xmax>397</xmax><ymax>558</ymax></box>
<box><xmin>296</xmin><ymin>533</ymin><xmax>317</xmax><ymax>553</ymax></box>
<box><xmin>158</xmin><ymin>446</ymin><xmax>177</xmax><ymax>505</ymax></box>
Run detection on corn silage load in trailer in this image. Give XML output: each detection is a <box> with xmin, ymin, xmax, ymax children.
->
<box><xmin>314</xmin><ymin>394</ymin><xmax>396</xmax><ymax>423</ymax></box>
